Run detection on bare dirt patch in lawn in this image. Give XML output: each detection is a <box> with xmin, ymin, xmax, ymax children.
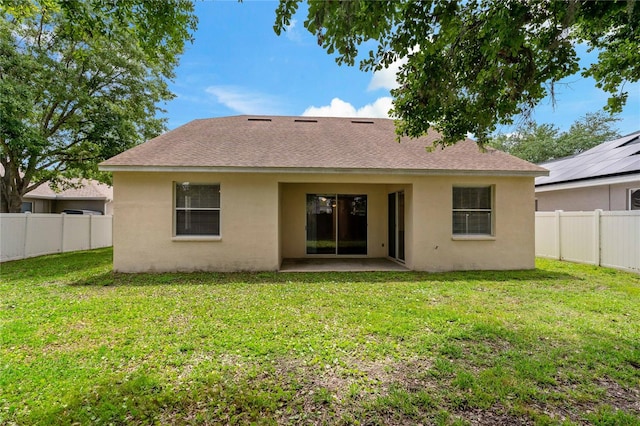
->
<box><xmin>272</xmin><ymin>356</ymin><xmax>437</xmax><ymax>423</ymax></box>
<box><xmin>596</xmin><ymin>378</ymin><xmax>640</xmax><ymax>414</ymax></box>
<box><xmin>459</xmin><ymin>404</ymin><xmax>534</xmax><ymax>426</ymax></box>
<box><xmin>524</xmin><ymin>377</ymin><xmax>640</xmax><ymax>424</ymax></box>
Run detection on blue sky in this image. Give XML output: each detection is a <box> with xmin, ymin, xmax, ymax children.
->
<box><xmin>164</xmin><ymin>1</ymin><xmax>640</xmax><ymax>137</ymax></box>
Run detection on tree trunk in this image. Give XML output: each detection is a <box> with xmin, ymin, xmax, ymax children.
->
<box><xmin>0</xmin><ymin>168</ymin><xmax>27</xmax><ymax>213</ymax></box>
<box><xmin>0</xmin><ymin>192</ymin><xmax>8</xmax><ymax>213</ymax></box>
<box><xmin>0</xmin><ymin>193</ymin><xmax>22</xmax><ymax>213</ymax></box>
<box><xmin>4</xmin><ymin>191</ymin><xmax>23</xmax><ymax>213</ymax></box>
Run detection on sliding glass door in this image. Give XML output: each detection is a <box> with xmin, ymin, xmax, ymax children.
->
<box><xmin>337</xmin><ymin>195</ymin><xmax>367</xmax><ymax>254</ymax></box>
<box><xmin>306</xmin><ymin>194</ymin><xmax>367</xmax><ymax>255</ymax></box>
<box><xmin>306</xmin><ymin>195</ymin><xmax>336</xmax><ymax>254</ymax></box>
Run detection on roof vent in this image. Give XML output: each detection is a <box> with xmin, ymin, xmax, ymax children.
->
<box><xmin>247</xmin><ymin>118</ymin><xmax>272</xmax><ymax>122</ymax></box>
<box><xmin>351</xmin><ymin>120</ymin><xmax>374</xmax><ymax>124</ymax></box>
<box><xmin>294</xmin><ymin>119</ymin><xmax>318</xmax><ymax>123</ymax></box>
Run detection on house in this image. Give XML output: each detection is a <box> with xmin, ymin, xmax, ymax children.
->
<box><xmin>21</xmin><ymin>179</ymin><xmax>113</xmax><ymax>215</ymax></box>
<box><xmin>535</xmin><ymin>131</ymin><xmax>640</xmax><ymax>211</ymax></box>
<box><xmin>99</xmin><ymin>115</ymin><xmax>547</xmax><ymax>273</ymax></box>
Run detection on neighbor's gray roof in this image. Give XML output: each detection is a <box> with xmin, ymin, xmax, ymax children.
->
<box><xmin>0</xmin><ymin>164</ymin><xmax>113</xmax><ymax>200</ymax></box>
<box><xmin>535</xmin><ymin>131</ymin><xmax>640</xmax><ymax>186</ymax></box>
<box><xmin>25</xmin><ymin>179</ymin><xmax>113</xmax><ymax>201</ymax></box>
<box><xmin>100</xmin><ymin>115</ymin><xmax>547</xmax><ymax>176</ymax></box>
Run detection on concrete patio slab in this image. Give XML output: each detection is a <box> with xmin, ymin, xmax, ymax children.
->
<box><xmin>279</xmin><ymin>258</ymin><xmax>408</xmax><ymax>272</ymax></box>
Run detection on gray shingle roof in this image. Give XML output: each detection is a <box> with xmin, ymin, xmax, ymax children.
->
<box><xmin>100</xmin><ymin>115</ymin><xmax>547</xmax><ymax>176</ymax></box>
<box><xmin>0</xmin><ymin>165</ymin><xmax>113</xmax><ymax>200</ymax></box>
<box><xmin>26</xmin><ymin>179</ymin><xmax>113</xmax><ymax>200</ymax></box>
<box><xmin>535</xmin><ymin>131</ymin><xmax>640</xmax><ymax>186</ymax></box>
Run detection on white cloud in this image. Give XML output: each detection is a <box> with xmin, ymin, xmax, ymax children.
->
<box><xmin>302</xmin><ymin>97</ymin><xmax>394</xmax><ymax>118</ymax></box>
<box><xmin>205</xmin><ymin>86</ymin><xmax>283</xmax><ymax>115</ymax></box>
<box><xmin>283</xmin><ymin>19</ymin><xmax>302</xmax><ymax>43</ymax></box>
<box><xmin>368</xmin><ymin>57</ymin><xmax>407</xmax><ymax>92</ymax></box>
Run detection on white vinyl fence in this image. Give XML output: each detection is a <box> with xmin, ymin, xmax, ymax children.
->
<box><xmin>536</xmin><ymin>210</ymin><xmax>640</xmax><ymax>273</ymax></box>
<box><xmin>0</xmin><ymin>213</ymin><xmax>112</xmax><ymax>262</ymax></box>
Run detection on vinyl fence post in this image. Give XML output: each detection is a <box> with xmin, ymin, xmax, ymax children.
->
<box><xmin>61</xmin><ymin>213</ymin><xmax>66</xmax><ymax>253</ymax></box>
<box><xmin>23</xmin><ymin>213</ymin><xmax>30</xmax><ymax>259</ymax></box>
<box><xmin>555</xmin><ymin>210</ymin><xmax>562</xmax><ymax>260</ymax></box>
<box><xmin>594</xmin><ymin>209</ymin><xmax>602</xmax><ymax>266</ymax></box>
<box><xmin>89</xmin><ymin>214</ymin><xmax>93</xmax><ymax>249</ymax></box>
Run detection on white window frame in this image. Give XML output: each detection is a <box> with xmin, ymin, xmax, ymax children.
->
<box><xmin>452</xmin><ymin>185</ymin><xmax>494</xmax><ymax>236</ymax></box>
<box><xmin>173</xmin><ymin>182</ymin><xmax>221</xmax><ymax>239</ymax></box>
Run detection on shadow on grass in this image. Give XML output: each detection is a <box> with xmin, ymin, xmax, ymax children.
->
<box><xmin>1</xmin><ymin>247</ymin><xmax>579</xmax><ymax>287</ymax></box>
<box><xmin>0</xmin><ymin>248</ymin><xmax>113</xmax><ymax>281</ymax></box>
<box><xmin>69</xmin><ymin>268</ymin><xmax>577</xmax><ymax>287</ymax></box>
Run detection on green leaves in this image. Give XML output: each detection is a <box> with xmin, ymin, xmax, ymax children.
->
<box><xmin>274</xmin><ymin>0</ymin><xmax>638</xmax><ymax>147</ymax></box>
<box><xmin>488</xmin><ymin>112</ymin><xmax>621</xmax><ymax>164</ymax></box>
<box><xmin>575</xmin><ymin>1</ymin><xmax>639</xmax><ymax>114</ymax></box>
<box><xmin>0</xmin><ymin>0</ymin><xmax>196</xmax><ymax>212</ymax></box>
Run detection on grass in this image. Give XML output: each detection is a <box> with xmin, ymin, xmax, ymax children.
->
<box><xmin>1</xmin><ymin>248</ymin><xmax>639</xmax><ymax>425</ymax></box>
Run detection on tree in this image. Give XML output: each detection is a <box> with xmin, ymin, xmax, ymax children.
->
<box><xmin>488</xmin><ymin>112</ymin><xmax>620</xmax><ymax>163</ymax></box>
<box><xmin>488</xmin><ymin>123</ymin><xmax>560</xmax><ymax>164</ymax></box>
<box><xmin>274</xmin><ymin>1</ymin><xmax>639</xmax><ymax>145</ymax></box>
<box><xmin>0</xmin><ymin>1</ymin><xmax>197</xmax><ymax>212</ymax></box>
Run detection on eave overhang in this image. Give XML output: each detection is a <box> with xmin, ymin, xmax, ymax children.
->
<box><xmin>98</xmin><ymin>165</ymin><xmax>548</xmax><ymax>178</ymax></box>
<box><xmin>535</xmin><ymin>172</ymin><xmax>640</xmax><ymax>192</ymax></box>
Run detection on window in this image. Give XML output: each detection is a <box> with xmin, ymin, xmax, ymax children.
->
<box><xmin>175</xmin><ymin>183</ymin><xmax>220</xmax><ymax>236</ymax></box>
<box><xmin>21</xmin><ymin>202</ymin><xmax>33</xmax><ymax>213</ymax></box>
<box><xmin>630</xmin><ymin>188</ymin><xmax>640</xmax><ymax>210</ymax></box>
<box><xmin>452</xmin><ymin>186</ymin><xmax>493</xmax><ymax>235</ymax></box>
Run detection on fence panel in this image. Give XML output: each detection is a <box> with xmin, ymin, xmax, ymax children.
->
<box><xmin>535</xmin><ymin>210</ymin><xmax>640</xmax><ymax>273</ymax></box>
<box><xmin>559</xmin><ymin>212</ymin><xmax>597</xmax><ymax>265</ymax></box>
<box><xmin>1</xmin><ymin>213</ymin><xmax>112</xmax><ymax>262</ymax></box>
<box><xmin>0</xmin><ymin>214</ymin><xmax>28</xmax><ymax>262</ymax></box>
<box><xmin>534</xmin><ymin>212</ymin><xmax>558</xmax><ymax>258</ymax></box>
<box><xmin>91</xmin><ymin>216</ymin><xmax>113</xmax><ymax>249</ymax></box>
<box><xmin>63</xmin><ymin>215</ymin><xmax>92</xmax><ymax>252</ymax></box>
<box><xmin>600</xmin><ymin>211</ymin><xmax>640</xmax><ymax>272</ymax></box>
<box><xmin>24</xmin><ymin>214</ymin><xmax>63</xmax><ymax>258</ymax></box>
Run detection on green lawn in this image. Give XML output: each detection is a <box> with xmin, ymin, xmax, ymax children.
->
<box><xmin>1</xmin><ymin>249</ymin><xmax>639</xmax><ymax>425</ymax></box>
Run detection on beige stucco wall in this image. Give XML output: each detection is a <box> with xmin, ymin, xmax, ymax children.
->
<box><xmin>411</xmin><ymin>176</ymin><xmax>535</xmax><ymax>271</ymax></box>
<box><xmin>113</xmin><ymin>172</ymin><xmax>281</xmax><ymax>272</ymax></box>
<box><xmin>112</xmin><ymin>171</ymin><xmax>535</xmax><ymax>272</ymax></box>
<box><xmin>535</xmin><ymin>181</ymin><xmax>640</xmax><ymax>211</ymax></box>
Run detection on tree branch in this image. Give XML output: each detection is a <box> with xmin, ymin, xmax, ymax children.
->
<box><xmin>24</xmin><ymin>178</ymin><xmax>51</xmax><ymax>195</ymax></box>
<box><xmin>45</xmin><ymin>104</ymin><xmax>79</xmax><ymax>137</ymax></box>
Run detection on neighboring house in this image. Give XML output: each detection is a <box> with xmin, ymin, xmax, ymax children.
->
<box><xmin>22</xmin><ymin>179</ymin><xmax>113</xmax><ymax>215</ymax></box>
<box><xmin>535</xmin><ymin>131</ymin><xmax>640</xmax><ymax>211</ymax></box>
<box><xmin>99</xmin><ymin>115</ymin><xmax>547</xmax><ymax>273</ymax></box>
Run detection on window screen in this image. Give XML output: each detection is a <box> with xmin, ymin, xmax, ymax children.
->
<box><xmin>175</xmin><ymin>183</ymin><xmax>220</xmax><ymax>236</ymax></box>
<box><xmin>452</xmin><ymin>186</ymin><xmax>493</xmax><ymax>235</ymax></box>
